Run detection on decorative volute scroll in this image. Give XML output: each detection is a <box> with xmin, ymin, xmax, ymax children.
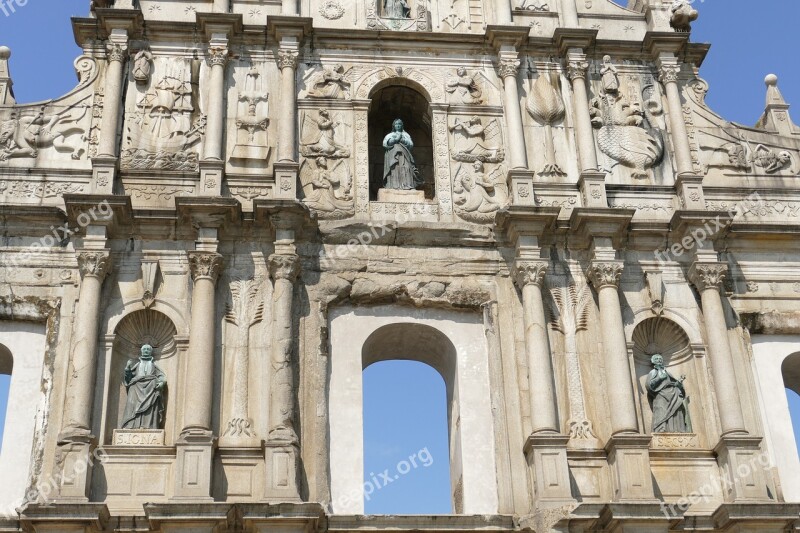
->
<box><xmin>590</xmin><ymin>56</ymin><xmax>664</xmax><ymax>179</ymax></box>
<box><xmin>223</xmin><ymin>278</ymin><xmax>265</xmax><ymax>440</ymax></box>
<box><xmin>0</xmin><ymin>53</ymin><xmax>98</xmax><ymax>166</ymax></box>
<box><xmin>548</xmin><ymin>283</ymin><xmax>598</xmax><ymax>442</ymax></box>
<box><xmin>514</xmin><ymin>261</ymin><xmax>548</xmax><ymax>288</ymax></box>
<box><xmin>526</xmin><ymin>70</ymin><xmax>566</xmax><ymax>176</ymax></box>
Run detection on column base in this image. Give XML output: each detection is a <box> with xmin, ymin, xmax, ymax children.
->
<box><xmin>605</xmin><ymin>434</ymin><xmax>657</xmax><ymax>503</ymax></box>
<box><xmin>53</xmin><ymin>435</ymin><xmax>97</xmax><ymax>502</ymax></box>
<box><xmin>199</xmin><ymin>159</ymin><xmax>225</xmax><ymax>196</ymax></box>
<box><xmin>524</xmin><ymin>433</ymin><xmax>575</xmax><ymax>508</ymax></box>
<box><xmin>172</xmin><ymin>429</ymin><xmax>216</xmax><ymax>501</ymax></box>
<box><xmin>714</xmin><ymin>434</ymin><xmax>772</xmax><ymax>503</ymax></box>
<box><xmin>675</xmin><ymin>174</ymin><xmax>706</xmax><ymax>210</ymax></box>
<box><xmin>273</xmin><ymin>161</ymin><xmax>299</xmax><ymax>200</ymax></box>
<box><xmin>264</xmin><ymin>441</ymin><xmax>302</xmax><ymax>502</ymax></box>
<box><xmin>578</xmin><ymin>171</ymin><xmax>608</xmax><ymax>208</ymax></box>
<box><xmin>507</xmin><ymin>169</ymin><xmax>536</xmax><ymax>206</ymax></box>
<box><xmin>91</xmin><ymin>157</ymin><xmax>117</xmax><ymax>195</ymax></box>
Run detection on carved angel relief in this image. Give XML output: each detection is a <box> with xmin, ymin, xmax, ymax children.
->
<box><xmin>303</xmin><ymin>64</ymin><xmax>352</xmax><ymax>99</ymax></box>
<box><xmin>300</xmin><ymin>110</ymin><xmax>350</xmax><ymax>159</ymax></box>
<box><xmin>445</xmin><ymin>68</ymin><xmax>488</xmax><ymax>105</ymax></box>
<box><xmin>452</xmin><ymin>161</ymin><xmax>508</xmax><ymax>223</ymax></box>
<box><xmin>299</xmin><ymin>156</ymin><xmax>354</xmax><ymax>219</ymax></box>
<box><xmin>122</xmin><ymin>60</ymin><xmax>205</xmax><ymax>171</ymax></box>
<box><xmin>449</xmin><ymin>116</ymin><xmax>505</xmax><ymax>163</ymax></box>
<box><xmin>590</xmin><ymin>57</ymin><xmax>664</xmax><ymax>179</ymax></box>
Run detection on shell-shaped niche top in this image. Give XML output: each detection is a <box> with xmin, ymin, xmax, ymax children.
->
<box><xmin>632</xmin><ymin>317</ymin><xmax>691</xmax><ymax>366</ymax></box>
<box><xmin>114</xmin><ymin>309</ymin><xmax>178</xmax><ymax>361</ymax></box>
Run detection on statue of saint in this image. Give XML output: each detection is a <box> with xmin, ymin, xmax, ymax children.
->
<box><xmin>382</xmin><ymin>0</ymin><xmax>411</xmax><ymax>18</ymax></box>
<box><xmin>645</xmin><ymin>354</ymin><xmax>692</xmax><ymax>433</ymax></box>
<box><xmin>382</xmin><ymin>119</ymin><xmax>420</xmax><ymax>190</ymax></box>
<box><xmin>121</xmin><ymin>344</ymin><xmax>166</xmax><ymax>430</ymax></box>
<box><xmin>600</xmin><ymin>55</ymin><xmax>619</xmax><ymax>94</ymax></box>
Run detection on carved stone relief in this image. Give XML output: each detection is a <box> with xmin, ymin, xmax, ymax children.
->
<box><xmin>302</xmin><ymin>64</ymin><xmax>353</xmax><ymax>99</ymax></box>
<box><xmin>299</xmin><ymin>156</ymin><xmax>354</xmax><ymax>219</ymax></box>
<box><xmin>590</xmin><ymin>57</ymin><xmax>664</xmax><ymax>179</ymax></box>
<box><xmin>449</xmin><ymin>116</ymin><xmax>505</xmax><ymax>163</ymax></box>
<box><xmin>231</xmin><ymin>66</ymin><xmax>270</xmax><ymax>162</ymax></box>
<box><xmin>445</xmin><ymin>68</ymin><xmax>487</xmax><ymax>105</ymax></box>
<box><xmin>367</xmin><ymin>1</ymin><xmax>429</xmax><ymax>31</ymax></box>
<box><xmin>526</xmin><ymin>70</ymin><xmax>566</xmax><ymax>176</ymax></box>
<box><xmin>122</xmin><ymin>59</ymin><xmax>204</xmax><ymax>171</ymax></box>
<box><xmin>299</xmin><ymin>110</ymin><xmax>351</xmax><ymax>159</ymax></box>
<box><xmin>452</xmin><ymin>161</ymin><xmax>507</xmax><ymax>223</ymax></box>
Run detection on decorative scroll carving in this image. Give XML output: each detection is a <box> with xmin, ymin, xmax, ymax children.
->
<box><xmin>688</xmin><ymin>262</ymin><xmax>727</xmax><ymax>291</ymax></box>
<box><xmin>587</xmin><ymin>261</ymin><xmax>623</xmax><ymax>290</ymax></box>
<box><xmin>78</xmin><ymin>251</ymin><xmax>112</xmax><ymax>280</ymax></box>
<box><xmin>231</xmin><ymin>67</ymin><xmax>270</xmax><ymax>162</ymax></box>
<box><xmin>590</xmin><ymin>57</ymin><xmax>664</xmax><ymax>179</ymax></box>
<box><xmin>452</xmin><ymin>161</ymin><xmax>508</xmax><ymax>223</ymax></box>
<box><xmin>300</xmin><ymin>110</ymin><xmax>350</xmax><ymax>159</ymax></box>
<box><xmin>223</xmin><ymin>278</ymin><xmax>265</xmax><ymax>439</ymax></box>
<box><xmin>526</xmin><ymin>71</ymin><xmax>566</xmax><ymax>176</ymax></box>
<box><xmin>449</xmin><ymin>116</ymin><xmax>505</xmax><ymax>163</ymax></box>
<box><xmin>126</xmin><ymin>185</ymin><xmax>193</xmax><ymax>201</ymax></box>
<box><xmin>432</xmin><ymin>111</ymin><xmax>453</xmax><ymax>215</ymax></box>
<box><xmin>549</xmin><ymin>283</ymin><xmax>597</xmax><ymax>441</ymax></box>
<box><xmin>299</xmin><ymin>156</ymin><xmax>354</xmax><ymax>220</ymax></box>
<box><xmin>188</xmin><ymin>252</ymin><xmax>224</xmax><ymax>283</ymax></box>
<box><xmin>0</xmin><ymin>179</ymin><xmax>84</xmax><ymax>198</ymax></box>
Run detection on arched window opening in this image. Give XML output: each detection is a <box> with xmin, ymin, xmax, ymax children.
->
<box><xmin>781</xmin><ymin>352</ymin><xmax>800</xmax><ymax>459</ymax></box>
<box><xmin>363</xmin><ymin>360</ymin><xmax>451</xmax><ymax>514</ymax></box>
<box><xmin>368</xmin><ymin>84</ymin><xmax>435</xmax><ymax>200</ymax></box>
<box><xmin>0</xmin><ymin>344</ymin><xmax>11</xmax><ymax>453</ymax></box>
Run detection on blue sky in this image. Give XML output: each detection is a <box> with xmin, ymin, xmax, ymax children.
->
<box><xmin>1</xmin><ymin>0</ymin><xmax>800</xmax><ymax>513</ymax></box>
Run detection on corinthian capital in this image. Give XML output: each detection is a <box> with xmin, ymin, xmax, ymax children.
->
<box><xmin>207</xmin><ymin>46</ymin><xmax>229</xmax><ymax>67</ymax></box>
<box><xmin>587</xmin><ymin>261</ymin><xmax>624</xmax><ymax>290</ymax></box>
<box><xmin>188</xmin><ymin>252</ymin><xmax>224</xmax><ymax>283</ymax></box>
<box><xmin>514</xmin><ymin>261</ymin><xmax>548</xmax><ymax>289</ymax></box>
<box><xmin>566</xmin><ymin>60</ymin><xmax>589</xmax><ymax>81</ymax></box>
<box><xmin>688</xmin><ymin>262</ymin><xmax>727</xmax><ymax>292</ymax></box>
<box><xmin>497</xmin><ymin>58</ymin><xmax>520</xmax><ymax>80</ymax></box>
<box><xmin>78</xmin><ymin>250</ymin><xmax>112</xmax><ymax>280</ymax></box>
<box><xmin>277</xmin><ymin>49</ymin><xmax>299</xmax><ymax>71</ymax></box>
<box><xmin>658</xmin><ymin>63</ymin><xmax>681</xmax><ymax>85</ymax></box>
<box><xmin>269</xmin><ymin>253</ymin><xmax>300</xmax><ymax>281</ymax></box>
<box><xmin>106</xmin><ymin>42</ymin><xmax>128</xmax><ymax>63</ymax></box>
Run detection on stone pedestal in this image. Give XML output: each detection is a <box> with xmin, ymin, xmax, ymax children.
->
<box><xmin>274</xmin><ymin>162</ymin><xmax>299</xmax><ymax>200</ymax></box>
<box><xmin>578</xmin><ymin>172</ymin><xmax>608</xmax><ymax>208</ymax></box>
<box><xmin>714</xmin><ymin>435</ymin><xmax>771</xmax><ymax>502</ymax></box>
<box><xmin>524</xmin><ymin>434</ymin><xmax>574</xmax><ymax>507</ymax></box>
<box><xmin>377</xmin><ymin>189</ymin><xmax>426</xmax><ymax>203</ymax></box>
<box><xmin>112</xmin><ymin>429</ymin><xmax>165</xmax><ymax>447</ymax></box>
<box><xmin>199</xmin><ymin>160</ymin><xmax>225</xmax><ymax>196</ymax></box>
<box><xmin>605</xmin><ymin>434</ymin><xmax>656</xmax><ymax>503</ymax></box>
<box><xmin>55</xmin><ymin>439</ymin><xmax>97</xmax><ymax>501</ymax></box>
<box><xmin>172</xmin><ymin>431</ymin><xmax>215</xmax><ymax>501</ymax></box>
<box><xmin>91</xmin><ymin>157</ymin><xmax>117</xmax><ymax>195</ymax></box>
<box><xmin>264</xmin><ymin>443</ymin><xmax>302</xmax><ymax>502</ymax></box>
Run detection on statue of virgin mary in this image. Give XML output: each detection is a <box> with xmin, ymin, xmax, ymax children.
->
<box><xmin>382</xmin><ymin>119</ymin><xmax>421</xmax><ymax>190</ymax></box>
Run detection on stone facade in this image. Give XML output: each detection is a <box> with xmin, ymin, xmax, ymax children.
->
<box><xmin>0</xmin><ymin>0</ymin><xmax>800</xmax><ymax>531</ymax></box>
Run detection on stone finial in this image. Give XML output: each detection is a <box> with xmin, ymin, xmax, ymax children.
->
<box><xmin>0</xmin><ymin>45</ymin><xmax>15</xmax><ymax>105</ymax></box>
<box><xmin>755</xmin><ymin>74</ymin><xmax>797</xmax><ymax>136</ymax></box>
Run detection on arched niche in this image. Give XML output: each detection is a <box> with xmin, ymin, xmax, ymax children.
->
<box><xmin>328</xmin><ymin>306</ymin><xmax>498</xmax><ymax>515</ymax></box>
<box><xmin>103</xmin><ymin>309</ymin><xmax>178</xmax><ymax>445</ymax></box>
<box><xmin>367</xmin><ymin>82</ymin><xmax>435</xmax><ymax>200</ymax></box>
<box><xmin>631</xmin><ymin>317</ymin><xmax>705</xmax><ymax>441</ymax></box>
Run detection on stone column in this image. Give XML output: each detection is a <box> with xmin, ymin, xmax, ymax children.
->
<box><xmin>586</xmin><ymin>261</ymin><xmax>638</xmax><ymax>435</ymax></box>
<box><xmin>199</xmin><ymin>42</ymin><xmax>229</xmax><ymax>196</ymax></box>
<box><xmin>560</xmin><ymin>0</ymin><xmax>579</xmax><ymax>27</ymax></box>
<box><xmin>566</xmin><ymin>52</ymin><xmax>598</xmax><ymax>174</ymax></box>
<box><xmin>515</xmin><ymin>260</ymin><xmax>574</xmax><ymax>507</ymax></box>
<box><xmin>658</xmin><ymin>59</ymin><xmax>694</xmax><ymax>177</ymax></box>
<box><xmin>495</xmin><ymin>0</ymin><xmax>512</xmax><ymax>24</ymax></box>
<box><xmin>265</xmin><ymin>253</ymin><xmax>302</xmax><ymax>500</ymax></box>
<box><xmin>276</xmin><ymin>48</ymin><xmax>299</xmax><ymax>163</ymax></box>
<box><xmin>173</xmin><ymin>251</ymin><xmax>223</xmax><ymax>500</ymax></box>
<box><xmin>688</xmin><ymin>263</ymin><xmax>746</xmax><ymax>435</ymax></box>
<box><xmin>57</xmin><ymin>250</ymin><xmax>112</xmax><ymax>500</ymax></box>
<box><xmin>93</xmin><ymin>34</ymin><xmax>128</xmax><ymax>194</ymax></box>
<box><xmin>587</xmin><ymin>260</ymin><xmax>656</xmax><ymax>502</ymax></box>
<box><xmin>498</xmin><ymin>52</ymin><xmax>528</xmax><ymax>170</ymax></box>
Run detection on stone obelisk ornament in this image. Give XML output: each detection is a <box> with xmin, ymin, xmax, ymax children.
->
<box><xmin>382</xmin><ymin>118</ymin><xmax>420</xmax><ymax>190</ymax></box>
<box><xmin>121</xmin><ymin>344</ymin><xmax>166</xmax><ymax>430</ymax></box>
<box><xmin>645</xmin><ymin>354</ymin><xmax>692</xmax><ymax>433</ymax></box>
